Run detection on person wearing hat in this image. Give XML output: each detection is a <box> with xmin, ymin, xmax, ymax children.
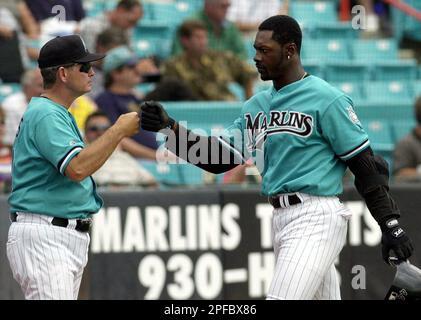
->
<box><xmin>95</xmin><ymin>45</ymin><xmax>158</xmax><ymax>160</ymax></box>
<box><xmin>6</xmin><ymin>35</ymin><xmax>141</xmax><ymax>300</ymax></box>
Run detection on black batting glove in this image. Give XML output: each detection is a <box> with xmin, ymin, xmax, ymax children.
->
<box><xmin>140</xmin><ymin>101</ymin><xmax>176</xmax><ymax>132</ymax></box>
<box><xmin>380</xmin><ymin>218</ymin><xmax>414</xmax><ymax>265</ymax></box>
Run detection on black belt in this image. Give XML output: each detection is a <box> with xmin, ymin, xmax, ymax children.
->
<box><xmin>268</xmin><ymin>194</ymin><xmax>302</xmax><ymax>209</ymax></box>
<box><xmin>10</xmin><ymin>213</ymin><xmax>92</xmax><ymax>233</ymax></box>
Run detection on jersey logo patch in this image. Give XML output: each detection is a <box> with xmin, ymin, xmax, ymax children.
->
<box><xmin>347</xmin><ymin>106</ymin><xmax>360</xmax><ymax>124</ymax></box>
<box><xmin>69</xmin><ymin>140</ymin><xmax>77</xmax><ymax>146</ymax></box>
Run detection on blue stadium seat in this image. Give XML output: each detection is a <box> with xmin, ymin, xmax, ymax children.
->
<box><xmin>324</xmin><ymin>63</ymin><xmax>370</xmax><ymax>83</ymax></box>
<box><xmin>360</xmin><ymin>119</ymin><xmax>394</xmax><ymax>152</ymax></box>
<box><xmin>302</xmin><ymin>60</ymin><xmax>325</xmax><ymax>78</ymax></box>
<box><xmin>301</xmin><ymin>39</ymin><xmax>350</xmax><ymax>62</ymax></box>
<box><xmin>312</xmin><ymin>22</ymin><xmax>358</xmax><ymax>39</ymax></box>
<box><xmin>411</xmin><ymin>80</ymin><xmax>421</xmax><ymax>100</ymax></box>
<box><xmin>290</xmin><ymin>1</ymin><xmax>337</xmax><ymax>28</ymax></box>
<box><xmin>364</xmin><ymin>81</ymin><xmax>413</xmax><ymax>104</ymax></box>
<box><xmin>144</xmin><ymin>1</ymin><xmax>195</xmax><ymax>27</ymax></box>
<box><xmin>391</xmin><ymin>120</ymin><xmax>417</xmax><ymax>144</ymax></box>
<box><xmin>351</xmin><ymin>39</ymin><xmax>399</xmax><ymax>62</ymax></box>
<box><xmin>372</xmin><ymin>60</ymin><xmax>418</xmax><ymax>81</ymax></box>
<box><xmin>331</xmin><ymin>82</ymin><xmax>365</xmax><ymax>104</ymax></box>
<box><xmin>133</xmin><ymin>24</ymin><xmax>173</xmax><ymax>58</ymax></box>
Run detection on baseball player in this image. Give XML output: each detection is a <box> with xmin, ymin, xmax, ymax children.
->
<box><xmin>140</xmin><ymin>15</ymin><xmax>414</xmax><ymax>300</ymax></box>
<box><xmin>6</xmin><ymin>35</ymin><xmax>140</xmax><ymax>300</ymax></box>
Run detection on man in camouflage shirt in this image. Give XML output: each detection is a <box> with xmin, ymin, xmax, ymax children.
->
<box><xmin>162</xmin><ymin>20</ymin><xmax>256</xmax><ymax>101</ymax></box>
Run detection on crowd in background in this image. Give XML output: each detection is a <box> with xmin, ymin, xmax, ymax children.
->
<box><xmin>0</xmin><ymin>0</ymin><xmax>420</xmax><ymax>192</ymax></box>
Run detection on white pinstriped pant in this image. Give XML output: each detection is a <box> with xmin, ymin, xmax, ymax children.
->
<box><xmin>267</xmin><ymin>193</ymin><xmax>350</xmax><ymax>300</ymax></box>
<box><xmin>6</xmin><ymin>213</ymin><xmax>90</xmax><ymax>300</ymax></box>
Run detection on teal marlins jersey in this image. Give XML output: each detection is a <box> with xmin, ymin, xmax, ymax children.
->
<box><xmin>9</xmin><ymin>97</ymin><xmax>103</xmax><ymax>219</ymax></box>
<box><xmin>223</xmin><ymin>75</ymin><xmax>370</xmax><ymax>196</ymax></box>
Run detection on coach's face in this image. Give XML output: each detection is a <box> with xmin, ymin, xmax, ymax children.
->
<box><xmin>59</xmin><ymin>63</ymin><xmax>95</xmax><ymax>95</ymax></box>
<box><xmin>254</xmin><ymin>30</ymin><xmax>289</xmax><ymax>81</ymax></box>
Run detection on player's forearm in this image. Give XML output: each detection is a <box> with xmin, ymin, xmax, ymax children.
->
<box><xmin>165</xmin><ymin>124</ymin><xmax>242</xmax><ymax>174</ymax></box>
<box><xmin>346</xmin><ymin>147</ymin><xmax>400</xmax><ymax>224</ymax></box>
<box><xmin>65</xmin><ymin>125</ymin><xmax>125</xmax><ymax>181</ymax></box>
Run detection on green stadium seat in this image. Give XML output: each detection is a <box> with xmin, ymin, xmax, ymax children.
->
<box><xmin>351</xmin><ymin>39</ymin><xmax>399</xmax><ymax>62</ymax></box>
<box><xmin>364</xmin><ymin>81</ymin><xmax>413</xmax><ymax>104</ymax></box>
<box><xmin>372</xmin><ymin>60</ymin><xmax>418</xmax><ymax>81</ymax></box>
<box><xmin>301</xmin><ymin>39</ymin><xmax>350</xmax><ymax>62</ymax></box>
<box><xmin>324</xmin><ymin>63</ymin><xmax>370</xmax><ymax>83</ymax></box>
<box><xmin>145</xmin><ymin>1</ymin><xmax>195</xmax><ymax>27</ymax></box>
<box><xmin>290</xmin><ymin>1</ymin><xmax>337</xmax><ymax>28</ymax></box>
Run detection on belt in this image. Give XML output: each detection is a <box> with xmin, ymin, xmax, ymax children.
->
<box><xmin>268</xmin><ymin>194</ymin><xmax>302</xmax><ymax>209</ymax></box>
<box><xmin>10</xmin><ymin>213</ymin><xmax>92</xmax><ymax>233</ymax></box>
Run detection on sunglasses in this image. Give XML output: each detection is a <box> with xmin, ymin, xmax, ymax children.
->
<box><xmin>61</xmin><ymin>62</ymin><xmax>92</xmax><ymax>74</ymax></box>
<box><xmin>87</xmin><ymin>124</ymin><xmax>110</xmax><ymax>132</ymax></box>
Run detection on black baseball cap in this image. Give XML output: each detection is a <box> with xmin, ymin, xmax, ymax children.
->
<box><xmin>38</xmin><ymin>35</ymin><xmax>105</xmax><ymax>69</ymax></box>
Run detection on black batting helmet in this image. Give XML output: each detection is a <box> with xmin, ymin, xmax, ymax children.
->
<box><xmin>384</xmin><ymin>259</ymin><xmax>421</xmax><ymax>300</ymax></box>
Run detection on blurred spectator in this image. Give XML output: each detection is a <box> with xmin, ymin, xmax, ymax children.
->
<box><xmin>68</xmin><ymin>95</ymin><xmax>98</xmax><ymax>134</ymax></box>
<box><xmin>0</xmin><ymin>107</ymin><xmax>12</xmax><ymax>192</ymax></box>
<box><xmin>227</xmin><ymin>0</ymin><xmax>286</xmax><ymax>34</ymax></box>
<box><xmin>90</xmin><ymin>27</ymin><xmax>130</xmax><ymax>99</ymax></box>
<box><xmin>95</xmin><ymin>45</ymin><xmax>157</xmax><ymax>160</ymax></box>
<box><xmin>78</xmin><ymin>0</ymin><xmax>143</xmax><ymax>52</ymax></box>
<box><xmin>0</xmin><ymin>6</ymin><xmax>34</xmax><ymax>79</ymax></box>
<box><xmin>24</xmin><ymin>0</ymin><xmax>85</xmax><ymax>23</ymax></box>
<box><xmin>143</xmin><ymin>76</ymin><xmax>198</xmax><ymax>101</ymax></box>
<box><xmin>223</xmin><ymin>160</ymin><xmax>261</xmax><ymax>184</ymax></box>
<box><xmin>171</xmin><ymin>0</ymin><xmax>247</xmax><ymax>60</ymax></box>
<box><xmin>393</xmin><ymin>96</ymin><xmax>421</xmax><ymax>182</ymax></box>
<box><xmin>162</xmin><ymin>20</ymin><xmax>256</xmax><ymax>101</ymax></box>
<box><xmin>78</xmin><ymin>0</ymin><xmax>159</xmax><ymax>82</ymax></box>
<box><xmin>84</xmin><ymin>111</ymin><xmax>158</xmax><ymax>188</ymax></box>
<box><xmin>1</xmin><ymin>69</ymin><xmax>43</xmax><ymax>147</ymax></box>
<box><xmin>0</xmin><ymin>0</ymin><xmax>39</xmax><ymax>38</ymax></box>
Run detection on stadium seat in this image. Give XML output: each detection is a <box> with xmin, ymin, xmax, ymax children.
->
<box><xmin>302</xmin><ymin>60</ymin><xmax>325</xmax><ymax>78</ymax></box>
<box><xmin>144</xmin><ymin>1</ymin><xmax>195</xmax><ymax>27</ymax></box>
<box><xmin>372</xmin><ymin>60</ymin><xmax>418</xmax><ymax>81</ymax></box>
<box><xmin>331</xmin><ymin>82</ymin><xmax>365</xmax><ymax>104</ymax></box>
<box><xmin>411</xmin><ymin>80</ymin><xmax>421</xmax><ymax>99</ymax></box>
<box><xmin>290</xmin><ymin>1</ymin><xmax>337</xmax><ymax>28</ymax></box>
<box><xmin>301</xmin><ymin>39</ymin><xmax>350</xmax><ymax>62</ymax></box>
<box><xmin>364</xmin><ymin>81</ymin><xmax>413</xmax><ymax>104</ymax></box>
<box><xmin>351</xmin><ymin>39</ymin><xmax>399</xmax><ymax>62</ymax></box>
<box><xmin>133</xmin><ymin>24</ymin><xmax>173</xmax><ymax>58</ymax></box>
<box><xmin>324</xmin><ymin>63</ymin><xmax>370</xmax><ymax>83</ymax></box>
<box><xmin>312</xmin><ymin>22</ymin><xmax>358</xmax><ymax>39</ymax></box>
<box><xmin>164</xmin><ymin>102</ymin><xmax>242</xmax><ymax>127</ymax></box>
<box><xmin>360</xmin><ymin>119</ymin><xmax>394</xmax><ymax>152</ymax></box>
<box><xmin>391</xmin><ymin>120</ymin><xmax>417</xmax><ymax>144</ymax></box>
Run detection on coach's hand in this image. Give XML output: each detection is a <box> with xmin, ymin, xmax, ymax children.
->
<box><xmin>381</xmin><ymin>218</ymin><xmax>414</xmax><ymax>265</ymax></box>
<box><xmin>115</xmin><ymin>112</ymin><xmax>140</xmax><ymax>137</ymax></box>
<box><xmin>140</xmin><ymin>101</ymin><xmax>176</xmax><ymax>132</ymax></box>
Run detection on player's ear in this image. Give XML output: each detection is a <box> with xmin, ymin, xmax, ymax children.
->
<box><xmin>57</xmin><ymin>67</ymin><xmax>68</xmax><ymax>83</ymax></box>
<box><xmin>286</xmin><ymin>43</ymin><xmax>296</xmax><ymax>59</ymax></box>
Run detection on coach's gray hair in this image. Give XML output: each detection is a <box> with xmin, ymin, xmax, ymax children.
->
<box><xmin>40</xmin><ymin>66</ymin><xmax>59</xmax><ymax>89</ymax></box>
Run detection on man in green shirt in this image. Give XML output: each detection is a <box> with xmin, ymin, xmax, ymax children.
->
<box><xmin>163</xmin><ymin>20</ymin><xmax>256</xmax><ymax>101</ymax></box>
<box><xmin>7</xmin><ymin>35</ymin><xmax>140</xmax><ymax>300</ymax></box>
<box><xmin>171</xmin><ymin>0</ymin><xmax>247</xmax><ymax>60</ymax></box>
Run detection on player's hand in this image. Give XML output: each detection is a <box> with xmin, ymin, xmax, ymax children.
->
<box><xmin>115</xmin><ymin>112</ymin><xmax>140</xmax><ymax>137</ymax></box>
<box><xmin>140</xmin><ymin>101</ymin><xmax>175</xmax><ymax>132</ymax></box>
<box><xmin>381</xmin><ymin>218</ymin><xmax>414</xmax><ymax>265</ymax></box>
